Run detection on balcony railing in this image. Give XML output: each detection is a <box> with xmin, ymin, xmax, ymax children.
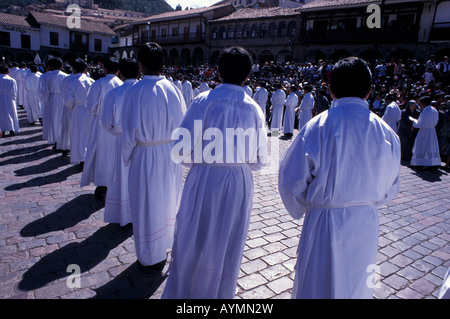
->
<box><xmin>133</xmin><ymin>32</ymin><xmax>205</xmax><ymax>46</ymax></box>
<box><xmin>70</xmin><ymin>42</ymin><xmax>89</xmax><ymax>52</ymax></box>
<box><xmin>299</xmin><ymin>26</ymin><xmax>419</xmax><ymax>44</ymax></box>
<box><xmin>429</xmin><ymin>22</ymin><xmax>450</xmax><ymax>41</ymax></box>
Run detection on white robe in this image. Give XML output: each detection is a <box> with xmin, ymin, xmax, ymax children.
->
<box><xmin>199</xmin><ymin>82</ymin><xmax>210</xmax><ymax>93</ymax></box>
<box><xmin>24</xmin><ymin>72</ymin><xmax>42</xmax><ymax>123</ymax></box>
<box><xmin>174</xmin><ymin>79</ymin><xmax>182</xmax><ymax>91</ymax></box>
<box><xmin>410</xmin><ymin>105</ymin><xmax>441</xmax><ymax>166</ymax></box>
<box><xmin>244</xmin><ymin>85</ymin><xmax>253</xmax><ymax>97</ymax></box>
<box><xmin>382</xmin><ymin>101</ymin><xmax>401</xmax><ymax>133</ymax></box>
<box><xmin>181</xmin><ymin>80</ymin><xmax>193</xmax><ymax>108</ymax></box>
<box><xmin>48</xmin><ymin>70</ymin><xmax>68</xmax><ymax>146</ymax></box>
<box><xmin>279</xmin><ymin>97</ymin><xmax>400</xmax><ymax>299</ymax></box>
<box><xmin>99</xmin><ymin>79</ymin><xmax>138</xmax><ymax>226</ymax></box>
<box><xmin>162</xmin><ymin>84</ymin><xmax>268</xmax><ymax>299</ymax></box>
<box><xmin>16</xmin><ymin>68</ymin><xmax>26</xmax><ymax>106</ymax></box>
<box><xmin>39</xmin><ymin>71</ymin><xmax>52</xmax><ymax>141</ymax></box>
<box><xmin>121</xmin><ymin>75</ymin><xmax>186</xmax><ymax>266</ymax></box>
<box><xmin>298</xmin><ymin>92</ymin><xmax>314</xmax><ymax>130</ymax></box>
<box><xmin>63</xmin><ymin>73</ymin><xmax>95</xmax><ymax>164</ymax></box>
<box><xmin>270</xmin><ymin>89</ymin><xmax>285</xmax><ymax>131</ymax></box>
<box><xmin>81</xmin><ymin>74</ymin><xmax>123</xmax><ymax>186</ymax></box>
<box><xmin>283</xmin><ymin>92</ymin><xmax>299</xmax><ymax>134</ymax></box>
<box><xmin>0</xmin><ymin>74</ymin><xmax>19</xmax><ymax>132</ymax></box>
<box><xmin>253</xmin><ymin>87</ymin><xmax>268</xmax><ymax>118</ymax></box>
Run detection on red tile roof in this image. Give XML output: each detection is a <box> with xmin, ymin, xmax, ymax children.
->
<box><xmin>212</xmin><ymin>7</ymin><xmax>299</xmax><ymax>22</ymax></box>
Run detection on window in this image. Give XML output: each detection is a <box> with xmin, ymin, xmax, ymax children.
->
<box><xmin>50</xmin><ymin>31</ymin><xmax>59</xmax><ymax>46</ymax></box>
<box><xmin>268</xmin><ymin>22</ymin><xmax>277</xmax><ymax>37</ymax></box>
<box><xmin>0</xmin><ymin>31</ymin><xmax>11</xmax><ymax>46</ymax></box>
<box><xmin>212</xmin><ymin>27</ymin><xmax>218</xmax><ymax>40</ymax></box>
<box><xmin>161</xmin><ymin>29</ymin><xmax>167</xmax><ymax>38</ymax></box>
<box><xmin>94</xmin><ymin>38</ymin><xmax>102</xmax><ymax>52</ymax></box>
<box><xmin>172</xmin><ymin>27</ymin><xmax>178</xmax><ymax>37</ymax></box>
<box><xmin>278</xmin><ymin>22</ymin><xmax>286</xmax><ymax>37</ymax></box>
<box><xmin>227</xmin><ymin>26</ymin><xmax>234</xmax><ymax>39</ymax></box>
<box><xmin>260</xmin><ymin>23</ymin><xmax>267</xmax><ymax>38</ymax></box>
<box><xmin>219</xmin><ymin>26</ymin><xmax>226</xmax><ymax>40</ymax></box>
<box><xmin>235</xmin><ymin>25</ymin><xmax>242</xmax><ymax>39</ymax></box>
<box><xmin>21</xmin><ymin>34</ymin><xmax>31</xmax><ymax>49</ymax></box>
<box><xmin>243</xmin><ymin>25</ymin><xmax>249</xmax><ymax>39</ymax></box>
<box><xmin>287</xmin><ymin>21</ymin><xmax>296</xmax><ymax>37</ymax></box>
<box><xmin>251</xmin><ymin>24</ymin><xmax>258</xmax><ymax>38</ymax></box>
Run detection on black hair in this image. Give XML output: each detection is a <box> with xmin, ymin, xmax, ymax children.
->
<box><xmin>303</xmin><ymin>85</ymin><xmax>312</xmax><ymax>93</ymax></box>
<box><xmin>47</xmin><ymin>56</ymin><xmax>63</xmax><ymax>70</ymax></box>
<box><xmin>329</xmin><ymin>57</ymin><xmax>372</xmax><ymax>99</ymax></box>
<box><xmin>71</xmin><ymin>58</ymin><xmax>87</xmax><ymax>74</ymax></box>
<box><xmin>29</xmin><ymin>64</ymin><xmax>38</xmax><ymax>73</ymax></box>
<box><xmin>0</xmin><ymin>62</ymin><xmax>9</xmax><ymax>74</ymax></box>
<box><xmin>218</xmin><ymin>47</ymin><xmax>252</xmax><ymax>85</ymax></box>
<box><xmin>138</xmin><ymin>42</ymin><xmax>164</xmax><ymax>74</ymax></box>
<box><xmin>419</xmin><ymin>95</ymin><xmax>432</xmax><ymax>106</ymax></box>
<box><xmin>119</xmin><ymin>58</ymin><xmax>139</xmax><ymax>79</ymax></box>
<box><xmin>103</xmin><ymin>57</ymin><xmax>119</xmax><ymax>73</ymax></box>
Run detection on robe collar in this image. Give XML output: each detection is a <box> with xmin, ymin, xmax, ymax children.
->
<box><xmin>332</xmin><ymin>97</ymin><xmax>369</xmax><ymax>109</ymax></box>
<box><xmin>219</xmin><ymin>83</ymin><xmax>245</xmax><ymax>92</ymax></box>
<box><xmin>143</xmin><ymin>75</ymin><xmax>165</xmax><ymax>81</ymax></box>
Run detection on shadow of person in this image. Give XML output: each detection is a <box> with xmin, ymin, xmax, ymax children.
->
<box><xmin>4</xmin><ymin>164</ymin><xmax>82</xmax><ymax>191</ymax></box>
<box><xmin>20</xmin><ymin>194</ymin><xmax>105</xmax><ymax>237</ymax></box>
<box><xmin>0</xmin><ymin>134</ymin><xmax>45</xmax><ymax>147</ymax></box>
<box><xmin>0</xmin><ymin>144</ymin><xmax>51</xmax><ymax>161</ymax></box>
<box><xmin>92</xmin><ymin>261</ymin><xmax>167</xmax><ymax>299</ymax></box>
<box><xmin>17</xmin><ymin>223</ymin><xmax>133</xmax><ymax>291</ymax></box>
<box><xmin>411</xmin><ymin>166</ymin><xmax>446</xmax><ymax>182</ymax></box>
<box><xmin>14</xmin><ymin>155</ymin><xmax>71</xmax><ymax>176</ymax></box>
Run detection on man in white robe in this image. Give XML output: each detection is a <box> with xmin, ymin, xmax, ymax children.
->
<box><xmin>181</xmin><ymin>77</ymin><xmax>193</xmax><ymax>108</ymax></box>
<box><xmin>382</xmin><ymin>94</ymin><xmax>402</xmax><ymax>134</ymax></box>
<box><xmin>269</xmin><ymin>83</ymin><xmax>286</xmax><ymax>133</ymax></box>
<box><xmin>121</xmin><ymin>43</ymin><xmax>186</xmax><ymax>267</ymax></box>
<box><xmin>199</xmin><ymin>79</ymin><xmax>210</xmax><ymax>93</ymax></box>
<box><xmin>0</xmin><ymin>63</ymin><xmax>19</xmax><ymax>136</ymax></box>
<box><xmin>63</xmin><ymin>58</ymin><xmax>95</xmax><ymax>165</ymax></box>
<box><xmin>410</xmin><ymin>95</ymin><xmax>441</xmax><ymax>168</ymax></box>
<box><xmin>297</xmin><ymin>85</ymin><xmax>315</xmax><ymax>130</ymax></box>
<box><xmin>24</xmin><ymin>64</ymin><xmax>42</xmax><ymax>124</ymax></box>
<box><xmin>279</xmin><ymin>57</ymin><xmax>400</xmax><ymax>299</ymax></box>
<box><xmin>282</xmin><ymin>85</ymin><xmax>299</xmax><ymax>137</ymax></box>
<box><xmin>47</xmin><ymin>58</ymin><xmax>69</xmax><ymax>153</ymax></box>
<box><xmin>162</xmin><ymin>47</ymin><xmax>267</xmax><ymax>299</ymax></box>
<box><xmin>253</xmin><ymin>82</ymin><xmax>269</xmax><ymax>120</ymax></box>
<box><xmin>99</xmin><ymin>58</ymin><xmax>139</xmax><ymax>226</ymax></box>
<box><xmin>39</xmin><ymin>64</ymin><xmax>53</xmax><ymax>141</ymax></box>
<box><xmin>16</xmin><ymin>62</ymin><xmax>26</xmax><ymax>108</ymax></box>
<box><xmin>81</xmin><ymin>57</ymin><xmax>122</xmax><ymax>198</ymax></box>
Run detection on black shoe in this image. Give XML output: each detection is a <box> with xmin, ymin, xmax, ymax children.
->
<box><xmin>138</xmin><ymin>259</ymin><xmax>167</xmax><ymax>271</ymax></box>
<box><xmin>94</xmin><ymin>186</ymin><xmax>107</xmax><ymax>199</ymax></box>
<box><xmin>10</xmin><ymin>131</ymin><xmax>15</xmax><ymax>136</ymax></box>
<box><xmin>61</xmin><ymin>150</ymin><xmax>69</xmax><ymax>157</ymax></box>
<box><xmin>79</xmin><ymin>162</ymin><xmax>84</xmax><ymax>170</ymax></box>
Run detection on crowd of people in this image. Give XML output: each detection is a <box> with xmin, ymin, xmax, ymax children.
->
<box><xmin>0</xmin><ymin>45</ymin><xmax>449</xmax><ymax>299</ymax></box>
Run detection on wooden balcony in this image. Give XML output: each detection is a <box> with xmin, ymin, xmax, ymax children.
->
<box><xmin>133</xmin><ymin>32</ymin><xmax>205</xmax><ymax>46</ymax></box>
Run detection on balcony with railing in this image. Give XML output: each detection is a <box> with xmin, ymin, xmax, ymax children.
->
<box><xmin>133</xmin><ymin>32</ymin><xmax>205</xmax><ymax>46</ymax></box>
<box><xmin>429</xmin><ymin>22</ymin><xmax>450</xmax><ymax>41</ymax></box>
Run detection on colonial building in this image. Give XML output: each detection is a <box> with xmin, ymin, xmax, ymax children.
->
<box><xmin>0</xmin><ymin>10</ymin><xmax>116</xmax><ymax>63</ymax></box>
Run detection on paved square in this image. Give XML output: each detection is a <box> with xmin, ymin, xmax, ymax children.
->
<box><xmin>0</xmin><ymin>109</ymin><xmax>448</xmax><ymax>299</ymax></box>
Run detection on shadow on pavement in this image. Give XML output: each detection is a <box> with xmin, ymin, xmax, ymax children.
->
<box><xmin>20</xmin><ymin>194</ymin><xmax>104</xmax><ymax>237</ymax></box>
<box><xmin>14</xmin><ymin>155</ymin><xmax>71</xmax><ymax>176</ymax></box>
<box><xmin>92</xmin><ymin>262</ymin><xmax>167</xmax><ymax>299</ymax></box>
<box><xmin>0</xmin><ymin>134</ymin><xmax>45</xmax><ymax>147</ymax></box>
<box><xmin>18</xmin><ymin>223</ymin><xmax>133</xmax><ymax>291</ymax></box>
<box><xmin>411</xmin><ymin>167</ymin><xmax>447</xmax><ymax>182</ymax></box>
<box><xmin>4</xmin><ymin>164</ymin><xmax>81</xmax><ymax>191</ymax></box>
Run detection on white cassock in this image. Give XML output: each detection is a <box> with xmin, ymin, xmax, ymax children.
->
<box><xmin>270</xmin><ymin>89</ymin><xmax>286</xmax><ymax>131</ymax></box>
<box><xmin>81</xmin><ymin>74</ymin><xmax>122</xmax><ymax>187</ymax></box>
<box><xmin>59</xmin><ymin>73</ymin><xmax>75</xmax><ymax>151</ymax></box>
<box><xmin>16</xmin><ymin>68</ymin><xmax>26</xmax><ymax>107</ymax></box>
<box><xmin>283</xmin><ymin>92</ymin><xmax>299</xmax><ymax>135</ymax></box>
<box><xmin>122</xmin><ymin>75</ymin><xmax>186</xmax><ymax>266</ymax></box>
<box><xmin>193</xmin><ymin>87</ymin><xmax>200</xmax><ymax>99</ymax></box>
<box><xmin>297</xmin><ymin>92</ymin><xmax>315</xmax><ymax>130</ymax></box>
<box><xmin>162</xmin><ymin>84</ymin><xmax>268</xmax><ymax>299</ymax></box>
<box><xmin>24</xmin><ymin>72</ymin><xmax>42</xmax><ymax>123</ymax></box>
<box><xmin>39</xmin><ymin>71</ymin><xmax>52</xmax><ymax>141</ymax></box>
<box><xmin>48</xmin><ymin>70</ymin><xmax>68</xmax><ymax>146</ymax></box>
<box><xmin>181</xmin><ymin>80</ymin><xmax>193</xmax><ymax>108</ymax></box>
<box><xmin>382</xmin><ymin>101</ymin><xmax>401</xmax><ymax>133</ymax></box>
<box><xmin>199</xmin><ymin>82</ymin><xmax>210</xmax><ymax>93</ymax></box>
<box><xmin>174</xmin><ymin>79</ymin><xmax>182</xmax><ymax>91</ymax></box>
<box><xmin>410</xmin><ymin>105</ymin><xmax>441</xmax><ymax>167</ymax></box>
<box><xmin>279</xmin><ymin>97</ymin><xmax>400</xmax><ymax>299</ymax></box>
<box><xmin>99</xmin><ymin>79</ymin><xmax>138</xmax><ymax>226</ymax></box>
<box><xmin>0</xmin><ymin>74</ymin><xmax>19</xmax><ymax>133</ymax></box>
<box><xmin>253</xmin><ymin>87</ymin><xmax>268</xmax><ymax>119</ymax></box>
<box><xmin>63</xmin><ymin>73</ymin><xmax>95</xmax><ymax>164</ymax></box>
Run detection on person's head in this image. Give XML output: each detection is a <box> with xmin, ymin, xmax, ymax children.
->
<box><xmin>103</xmin><ymin>57</ymin><xmax>119</xmax><ymax>74</ymax></box>
<box><xmin>118</xmin><ymin>58</ymin><xmax>139</xmax><ymax>80</ymax></box>
<box><xmin>0</xmin><ymin>62</ymin><xmax>9</xmax><ymax>74</ymax></box>
<box><xmin>138</xmin><ymin>42</ymin><xmax>164</xmax><ymax>75</ymax></box>
<box><xmin>218</xmin><ymin>47</ymin><xmax>252</xmax><ymax>86</ymax></box>
<box><xmin>12</xmin><ymin>62</ymin><xmax>18</xmax><ymax>68</ymax></box>
<box><xmin>407</xmin><ymin>100</ymin><xmax>417</xmax><ymax>112</ymax></box>
<box><xmin>303</xmin><ymin>85</ymin><xmax>312</xmax><ymax>93</ymax></box>
<box><xmin>419</xmin><ymin>95</ymin><xmax>432</xmax><ymax>108</ymax></box>
<box><xmin>71</xmin><ymin>58</ymin><xmax>88</xmax><ymax>74</ymax></box>
<box><xmin>29</xmin><ymin>64</ymin><xmax>38</xmax><ymax>73</ymax></box>
<box><xmin>47</xmin><ymin>56</ymin><xmax>63</xmax><ymax>71</ymax></box>
<box><xmin>329</xmin><ymin>57</ymin><xmax>372</xmax><ymax>100</ymax></box>
<box><xmin>385</xmin><ymin>93</ymin><xmax>397</xmax><ymax>104</ymax></box>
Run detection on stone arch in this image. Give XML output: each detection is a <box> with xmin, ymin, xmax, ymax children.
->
<box><xmin>330</xmin><ymin>49</ymin><xmax>352</xmax><ymax>62</ymax></box>
<box><xmin>192</xmin><ymin>47</ymin><xmax>204</xmax><ymax>66</ymax></box>
<box><xmin>180</xmin><ymin>48</ymin><xmax>191</xmax><ymax>66</ymax></box>
<box><xmin>169</xmin><ymin>48</ymin><xmax>179</xmax><ymax>65</ymax></box>
<box><xmin>304</xmin><ymin>50</ymin><xmax>326</xmax><ymax>63</ymax></box>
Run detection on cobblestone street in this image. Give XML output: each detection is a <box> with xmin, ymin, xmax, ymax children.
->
<box><xmin>0</xmin><ymin>109</ymin><xmax>449</xmax><ymax>299</ymax></box>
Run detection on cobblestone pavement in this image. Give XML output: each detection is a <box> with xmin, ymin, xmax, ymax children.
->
<box><xmin>0</xmin><ymin>109</ymin><xmax>449</xmax><ymax>299</ymax></box>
